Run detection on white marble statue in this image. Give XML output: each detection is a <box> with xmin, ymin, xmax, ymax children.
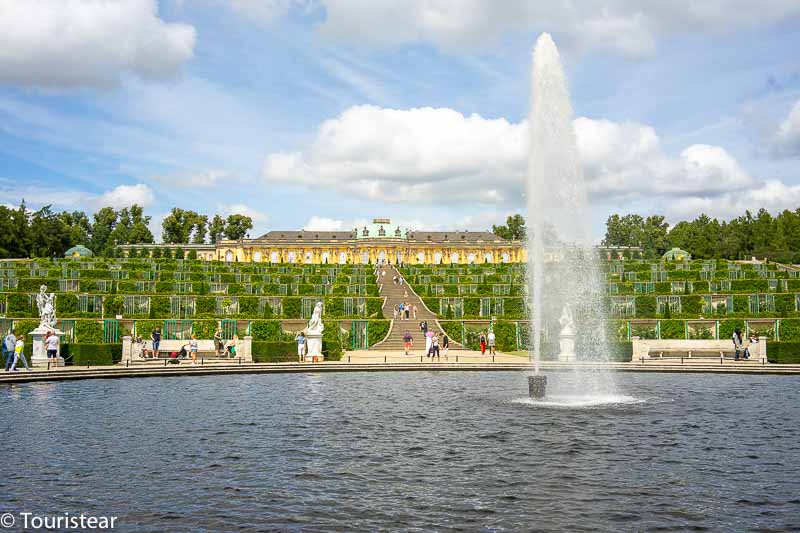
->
<box><xmin>36</xmin><ymin>285</ymin><xmax>57</xmax><ymax>330</ymax></box>
<box><xmin>558</xmin><ymin>303</ymin><xmax>576</xmax><ymax>362</ymax></box>
<box><xmin>307</xmin><ymin>302</ymin><xmax>325</xmax><ymax>334</ymax></box>
<box><xmin>558</xmin><ymin>303</ymin><xmax>575</xmax><ymax>337</ymax></box>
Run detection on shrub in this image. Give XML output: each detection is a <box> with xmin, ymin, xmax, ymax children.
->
<box><xmin>659</xmin><ymin>320</ymin><xmax>685</xmax><ymax>339</ymax></box>
<box><xmin>192</xmin><ymin>320</ymin><xmax>218</xmax><ymax>339</ymax></box>
<box><xmin>250</xmin><ymin>320</ymin><xmax>283</xmax><ymax>341</ymax></box>
<box><xmin>62</xmin><ymin>343</ymin><xmax>122</xmax><ymax>366</ymax></box>
<box><xmin>367</xmin><ymin>320</ymin><xmax>390</xmax><ymax>347</ymax></box>
<box><xmin>767</xmin><ymin>342</ymin><xmax>800</xmax><ymax>364</ymax></box>
<box><xmin>251</xmin><ymin>341</ymin><xmax>296</xmax><ymax>362</ymax></box>
<box><xmin>75</xmin><ymin>320</ymin><xmax>104</xmax><ymax>343</ymax></box>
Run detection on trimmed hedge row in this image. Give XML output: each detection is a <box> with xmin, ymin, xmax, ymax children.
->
<box><xmin>251</xmin><ymin>339</ymin><xmax>343</xmax><ymax>362</ymax></box>
<box><xmin>766</xmin><ymin>342</ymin><xmax>800</xmax><ymax>364</ymax></box>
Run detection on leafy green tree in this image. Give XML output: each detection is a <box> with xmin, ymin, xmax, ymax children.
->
<box><xmin>492</xmin><ymin>214</ymin><xmax>526</xmax><ymax>240</ymax></box>
<box><xmin>90</xmin><ymin>207</ymin><xmax>118</xmax><ymax>255</ymax></box>
<box><xmin>209</xmin><ymin>214</ymin><xmax>225</xmax><ymax>244</ymax></box>
<box><xmin>224</xmin><ymin>214</ymin><xmax>253</xmax><ymax>240</ymax></box>
<box><xmin>161</xmin><ymin>208</ymin><xmax>198</xmax><ymax>244</ymax></box>
<box><xmin>192</xmin><ymin>214</ymin><xmax>208</xmax><ymax>244</ymax></box>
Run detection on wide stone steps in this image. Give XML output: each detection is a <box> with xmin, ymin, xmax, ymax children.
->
<box><xmin>371</xmin><ymin>264</ymin><xmax>467</xmax><ymax>350</ymax></box>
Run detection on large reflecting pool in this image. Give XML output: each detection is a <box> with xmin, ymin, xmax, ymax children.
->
<box><xmin>2</xmin><ymin>371</ymin><xmax>799</xmax><ymax>531</ymax></box>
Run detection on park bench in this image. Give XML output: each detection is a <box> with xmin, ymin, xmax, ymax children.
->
<box><xmin>632</xmin><ymin>337</ymin><xmax>767</xmax><ymax>363</ymax></box>
<box><xmin>122</xmin><ymin>336</ymin><xmax>253</xmax><ymax>363</ymax></box>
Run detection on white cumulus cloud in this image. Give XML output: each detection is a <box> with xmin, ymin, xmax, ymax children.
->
<box><xmin>0</xmin><ymin>0</ymin><xmax>196</xmax><ymax>88</ymax></box>
<box><xmin>92</xmin><ymin>184</ymin><xmax>155</xmax><ymax>209</ymax></box>
<box><xmin>773</xmin><ymin>100</ymin><xmax>800</xmax><ymax>157</ymax></box>
<box><xmin>263</xmin><ymin>105</ymin><xmax>755</xmax><ymax>210</ymax></box>
<box><xmin>226</xmin><ymin>0</ymin><xmax>800</xmax><ymax>57</ymax></box>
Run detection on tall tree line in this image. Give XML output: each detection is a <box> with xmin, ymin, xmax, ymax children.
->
<box><xmin>0</xmin><ymin>202</ymin><xmax>154</xmax><ymax>258</ymax></box>
<box><xmin>160</xmin><ymin>208</ymin><xmax>253</xmax><ymax>244</ymax></box>
<box><xmin>603</xmin><ymin>208</ymin><xmax>800</xmax><ymax>261</ymax></box>
<box><xmin>0</xmin><ymin>201</ymin><xmax>255</xmax><ymax>259</ymax></box>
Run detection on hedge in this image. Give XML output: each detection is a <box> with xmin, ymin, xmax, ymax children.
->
<box><xmin>767</xmin><ymin>342</ymin><xmax>800</xmax><ymax>364</ymax></box>
<box><xmin>251</xmin><ymin>339</ymin><xmax>342</xmax><ymax>362</ymax></box>
<box><xmin>61</xmin><ymin>343</ymin><xmax>122</xmax><ymax>366</ymax></box>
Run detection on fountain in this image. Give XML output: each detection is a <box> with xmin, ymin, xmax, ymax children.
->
<box><xmin>526</xmin><ymin>33</ymin><xmax>612</xmax><ymax>399</ymax></box>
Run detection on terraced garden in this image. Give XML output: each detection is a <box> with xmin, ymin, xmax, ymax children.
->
<box><xmin>399</xmin><ymin>258</ymin><xmax>800</xmax><ymax>362</ymax></box>
<box><xmin>0</xmin><ymin>257</ymin><xmax>391</xmax><ymax>363</ymax></box>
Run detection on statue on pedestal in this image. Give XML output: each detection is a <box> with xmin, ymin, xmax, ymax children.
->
<box><xmin>31</xmin><ymin>285</ymin><xmax>65</xmax><ymax>366</ymax></box>
<box><xmin>305</xmin><ymin>302</ymin><xmax>325</xmax><ymax>362</ymax></box>
<box><xmin>36</xmin><ymin>285</ymin><xmax>57</xmax><ymax>331</ymax></box>
<box><xmin>558</xmin><ymin>303</ymin><xmax>577</xmax><ymax>362</ymax></box>
<box><xmin>307</xmin><ymin>302</ymin><xmax>325</xmax><ymax>334</ymax></box>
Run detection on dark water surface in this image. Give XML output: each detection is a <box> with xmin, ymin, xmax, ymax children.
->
<box><xmin>1</xmin><ymin>372</ymin><xmax>799</xmax><ymax>532</ymax></box>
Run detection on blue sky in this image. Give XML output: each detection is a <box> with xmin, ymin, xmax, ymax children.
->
<box><xmin>1</xmin><ymin>0</ymin><xmax>799</xmax><ymax>240</ymax></box>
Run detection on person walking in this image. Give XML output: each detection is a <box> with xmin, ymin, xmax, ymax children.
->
<box><xmin>420</xmin><ymin>320</ymin><xmax>428</xmax><ymax>335</ymax></box>
<box><xmin>189</xmin><ymin>334</ymin><xmax>199</xmax><ymax>365</ymax></box>
<box><xmin>2</xmin><ymin>330</ymin><xmax>15</xmax><ymax>371</ymax></box>
<box><xmin>488</xmin><ymin>329</ymin><xmax>497</xmax><ymax>356</ymax></box>
<box><xmin>412</xmin><ymin>305</ymin><xmax>418</xmax><ymax>320</ymax></box>
<box><xmin>398</xmin><ymin>302</ymin><xmax>404</xmax><ymax>321</ymax></box>
<box><xmin>46</xmin><ymin>331</ymin><xmax>60</xmax><ymax>367</ymax></box>
<box><xmin>405</xmin><ymin>303</ymin><xmax>410</xmax><ymax>320</ymax></box>
<box><xmin>393</xmin><ymin>305</ymin><xmax>399</xmax><ymax>321</ymax></box>
<box><xmin>479</xmin><ymin>331</ymin><xmax>487</xmax><ymax>355</ymax></box>
<box><xmin>403</xmin><ymin>330</ymin><xmax>413</xmax><ymax>356</ymax></box>
<box><xmin>441</xmin><ymin>331</ymin><xmax>449</xmax><ymax>360</ymax></box>
<box><xmin>213</xmin><ymin>327</ymin><xmax>224</xmax><ymax>356</ymax></box>
<box><xmin>431</xmin><ymin>333</ymin><xmax>440</xmax><ymax>361</ymax></box>
<box><xmin>152</xmin><ymin>328</ymin><xmax>161</xmax><ymax>358</ymax></box>
<box><xmin>732</xmin><ymin>328</ymin><xmax>743</xmax><ymax>361</ymax></box>
<box><xmin>295</xmin><ymin>332</ymin><xmax>307</xmax><ymax>362</ymax></box>
<box><xmin>10</xmin><ymin>334</ymin><xmax>29</xmax><ymax>371</ymax></box>
<box><xmin>425</xmin><ymin>328</ymin><xmax>434</xmax><ymax>357</ymax></box>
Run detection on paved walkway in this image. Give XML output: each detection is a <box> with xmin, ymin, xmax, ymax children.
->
<box><xmin>372</xmin><ymin>264</ymin><xmax>465</xmax><ymax>350</ymax></box>
<box><xmin>1</xmin><ymin>355</ymin><xmax>799</xmax><ymax>384</ymax></box>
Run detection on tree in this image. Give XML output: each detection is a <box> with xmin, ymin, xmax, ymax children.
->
<box><xmin>161</xmin><ymin>208</ymin><xmax>197</xmax><ymax>244</ymax></box>
<box><xmin>28</xmin><ymin>205</ymin><xmax>72</xmax><ymax>257</ymax></box>
<box><xmin>90</xmin><ymin>207</ymin><xmax>118</xmax><ymax>255</ymax></box>
<box><xmin>109</xmin><ymin>205</ymin><xmax>153</xmax><ymax>246</ymax></box>
<box><xmin>192</xmin><ymin>214</ymin><xmax>208</xmax><ymax>244</ymax></box>
<box><xmin>209</xmin><ymin>214</ymin><xmax>226</xmax><ymax>244</ymax></box>
<box><xmin>224</xmin><ymin>214</ymin><xmax>253</xmax><ymax>240</ymax></box>
<box><xmin>492</xmin><ymin>214</ymin><xmax>526</xmax><ymax>240</ymax></box>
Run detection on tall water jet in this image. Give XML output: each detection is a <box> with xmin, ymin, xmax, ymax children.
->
<box><xmin>527</xmin><ymin>34</ymin><xmax>611</xmax><ymax>390</ymax></box>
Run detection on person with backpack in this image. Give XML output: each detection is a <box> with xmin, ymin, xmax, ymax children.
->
<box><xmin>487</xmin><ymin>329</ymin><xmax>497</xmax><ymax>355</ymax></box>
<box><xmin>732</xmin><ymin>328</ymin><xmax>743</xmax><ymax>361</ymax></box>
<box><xmin>479</xmin><ymin>331</ymin><xmax>487</xmax><ymax>355</ymax></box>
<box><xmin>402</xmin><ymin>330</ymin><xmax>413</xmax><ymax>355</ymax></box>
<box><xmin>151</xmin><ymin>328</ymin><xmax>161</xmax><ymax>358</ymax></box>
<box><xmin>2</xmin><ymin>330</ymin><xmax>14</xmax><ymax>371</ymax></box>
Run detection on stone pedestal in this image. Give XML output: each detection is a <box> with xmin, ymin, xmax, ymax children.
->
<box><xmin>30</xmin><ymin>326</ymin><xmax>65</xmax><ymax>367</ymax></box>
<box><xmin>528</xmin><ymin>375</ymin><xmax>547</xmax><ymax>399</ymax></box>
<box><xmin>558</xmin><ymin>333</ymin><xmax>576</xmax><ymax>362</ymax></box>
<box><xmin>305</xmin><ymin>332</ymin><xmax>324</xmax><ymax>363</ymax></box>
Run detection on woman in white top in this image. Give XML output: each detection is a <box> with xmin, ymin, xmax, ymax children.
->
<box><xmin>189</xmin><ymin>334</ymin><xmax>199</xmax><ymax>364</ymax></box>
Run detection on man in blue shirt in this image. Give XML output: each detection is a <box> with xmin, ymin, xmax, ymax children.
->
<box><xmin>295</xmin><ymin>332</ymin><xmax>307</xmax><ymax>363</ymax></box>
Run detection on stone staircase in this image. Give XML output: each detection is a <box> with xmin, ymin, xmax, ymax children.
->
<box><xmin>371</xmin><ymin>265</ymin><xmax>465</xmax><ymax>350</ymax></box>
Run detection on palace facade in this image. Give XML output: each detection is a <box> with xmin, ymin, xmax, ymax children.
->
<box><xmin>122</xmin><ymin>219</ymin><xmax>526</xmax><ymax>265</ymax></box>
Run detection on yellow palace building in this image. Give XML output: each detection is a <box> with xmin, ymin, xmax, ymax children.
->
<box><xmin>123</xmin><ymin>218</ymin><xmax>527</xmax><ymax>265</ymax></box>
